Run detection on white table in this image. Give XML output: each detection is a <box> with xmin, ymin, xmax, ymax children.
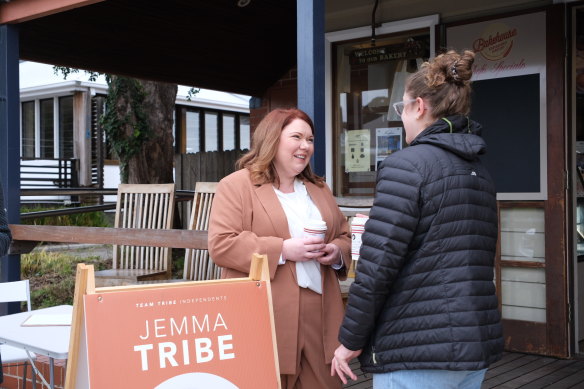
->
<box><xmin>0</xmin><ymin>305</ymin><xmax>72</xmax><ymax>389</ymax></box>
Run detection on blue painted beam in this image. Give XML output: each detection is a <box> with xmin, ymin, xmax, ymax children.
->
<box><xmin>0</xmin><ymin>24</ymin><xmax>21</xmax><ymax>315</ymax></box>
<box><xmin>297</xmin><ymin>0</ymin><xmax>325</xmax><ymax>177</ymax></box>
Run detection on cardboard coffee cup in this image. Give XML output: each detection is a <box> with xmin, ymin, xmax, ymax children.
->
<box><xmin>303</xmin><ymin>219</ymin><xmax>327</xmax><ymax>240</ymax></box>
<box><xmin>351</xmin><ymin>216</ymin><xmax>368</xmax><ymax>261</ymax></box>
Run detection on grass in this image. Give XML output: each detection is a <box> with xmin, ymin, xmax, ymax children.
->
<box><xmin>16</xmin><ymin>205</ymin><xmax>112</xmax><ymax>308</ymax></box>
<box><xmin>21</xmin><ymin>205</ymin><xmax>110</xmax><ymax>227</ymax></box>
<box><xmin>20</xmin><ymin>247</ymin><xmax>186</xmax><ymax>309</ymax></box>
<box><xmin>21</xmin><ymin>249</ymin><xmax>111</xmax><ymax>309</ymax></box>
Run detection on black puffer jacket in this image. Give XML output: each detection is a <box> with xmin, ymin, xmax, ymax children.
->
<box><xmin>339</xmin><ymin>115</ymin><xmax>503</xmax><ymax>373</ymax></box>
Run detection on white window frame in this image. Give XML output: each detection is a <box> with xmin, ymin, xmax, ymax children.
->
<box><xmin>324</xmin><ymin>14</ymin><xmax>440</xmax><ymax>189</ymax></box>
<box><xmin>22</xmin><ymin>95</ymin><xmax>75</xmax><ymax>159</ymax></box>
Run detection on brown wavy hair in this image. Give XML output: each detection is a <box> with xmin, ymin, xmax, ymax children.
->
<box><xmin>406</xmin><ymin>50</ymin><xmax>475</xmax><ymax>117</ymax></box>
<box><xmin>237</xmin><ymin>108</ymin><xmax>323</xmax><ymax>187</ymax></box>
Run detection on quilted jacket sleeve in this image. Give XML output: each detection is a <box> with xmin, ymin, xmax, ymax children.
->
<box><xmin>338</xmin><ymin>154</ymin><xmax>422</xmax><ymax>351</ymax></box>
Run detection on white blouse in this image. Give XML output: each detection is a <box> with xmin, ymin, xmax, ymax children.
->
<box><xmin>274</xmin><ymin>179</ymin><xmax>323</xmax><ymax>294</ymax></box>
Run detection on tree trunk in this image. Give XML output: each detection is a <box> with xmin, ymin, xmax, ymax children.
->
<box><xmin>127</xmin><ymin>80</ymin><xmax>177</xmax><ymax>184</ymax></box>
<box><xmin>106</xmin><ymin>76</ymin><xmax>177</xmax><ymax>184</ymax></box>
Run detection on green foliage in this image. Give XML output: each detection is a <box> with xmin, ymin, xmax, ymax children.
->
<box><xmin>52</xmin><ymin>65</ymin><xmax>198</xmax><ymax>184</ymax></box>
<box><xmin>21</xmin><ymin>205</ymin><xmax>109</xmax><ymax>227</ymax></box>
<box><xmin>21</xmin><ymin>248</ymin><xmax>185</xmax><ymax>308</ymax></box>
<box><xmin>21</xmin><ymin>249</ymin><xmax>110</xmax><ymax>308</ymax></box>
<box><xmin>101</xmin><ymin>76</ymin><xmax>151</xmax><ymax>183</ymax></box>
<box><xmin>53</xmin><ymin>66</ymin><xmax>101</xmax><ymax>82</ymax></box>
<box><xmin>172</xmin><ymin>249</ymin><xmax>185</xmax><ymax>279</ymax></box>
<box><xmin>186</xmin><ymin>87</ymin><xmax>200</xmax><ymax>101</ymax></box>
<box><xmin>22</xmin><ymin>250</ymin><xmax>77</xmax><ymax>276</ymax></box>
<box><xmin>31</xmin><ymin>278</ymin><xmax>77</xmax><ymax>308</ymax></box>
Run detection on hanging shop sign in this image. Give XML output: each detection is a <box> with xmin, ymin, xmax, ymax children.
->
<box><xmin>350</xmin><ymin>39</ymin><xmax>427</xmax><ymax>65</ymax></box>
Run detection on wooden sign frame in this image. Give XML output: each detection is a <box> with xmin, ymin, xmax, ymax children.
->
<box><xmin>65</xmin><ymin>254</ymin><xmax>280</xmax><ymax>389</ymax></box>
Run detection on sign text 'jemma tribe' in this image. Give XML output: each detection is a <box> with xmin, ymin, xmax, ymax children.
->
<box><xmin>133</xmin><ymin>313</ymin><xmax>234</xmax><ymax>371</ymax></box>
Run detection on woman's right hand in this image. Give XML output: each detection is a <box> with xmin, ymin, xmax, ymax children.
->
<box><xmin>282</xmin><ymin>237</ymin><xmax>326</xmax><ymax>262</ymax></box>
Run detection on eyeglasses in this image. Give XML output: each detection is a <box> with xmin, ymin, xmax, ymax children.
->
<box><xmin>392</xmin><ymin>99</ymin><xmax>417</xmax><ymax>116</ymax></box>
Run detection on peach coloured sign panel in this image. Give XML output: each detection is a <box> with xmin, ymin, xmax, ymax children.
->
<box><xmin>83</xmin><ymin>281</ymin><xmax>278</xmax><ymax>389</ymax></box>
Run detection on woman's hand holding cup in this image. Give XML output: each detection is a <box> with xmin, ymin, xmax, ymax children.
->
<box><xmin>317</xmin><ymin>243</ymin><xmax>341</xmax><ymax>266</ymax></box>
<box><xmin>282</xmin><ymin>237</ymin><xmax>326</xmax><ymax>262</ymax></box>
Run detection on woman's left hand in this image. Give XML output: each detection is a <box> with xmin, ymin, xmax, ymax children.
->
<box><xmin>331</xmin><ymin>344</ymin><xmax>361</xmax><ymax>384</ymax></box>
<box><xmin>316</xmin><ymin>243</ymin><xmax>341</xmax><ymax>266</ymax></box>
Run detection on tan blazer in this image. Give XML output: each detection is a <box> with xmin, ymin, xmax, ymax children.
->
<box><xmin>208</xmin><ymin>168</ymin><xmax>351</xmax><ymax>375</ymax></box>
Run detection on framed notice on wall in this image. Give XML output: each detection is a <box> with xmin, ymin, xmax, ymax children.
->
<box><xmin>375</xmin><ymin>127</ymin><xmax>402</xmax><ymax>169</ymax></box>
<box><xmin>345</xmin><ymin>129</ymin><xmax>371</xmax><ymax>172</ymax></box>
<box><xmin>447</xmin><ymin>12</ymin><xmax>547</xmax><ymax>200</ymax></box>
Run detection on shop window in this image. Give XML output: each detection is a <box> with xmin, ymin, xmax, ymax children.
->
<box><xmin>21</xmin><ymin>101</ymin><xmax>35</xmax><ymax>158</ymax></box>
<box><xmin>39</xmin><ymin>98</ymin><xmax>55</xmax><ymax>158</ymax></box>
<box><xmin>332</xmin><ymin>31</ymin><xmax>430</xmax><ymax>197</ymax></box>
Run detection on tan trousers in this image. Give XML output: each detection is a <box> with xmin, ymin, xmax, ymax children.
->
<box><xmin>281</xmin><ymin>287</ymin><xmax>343</xmax><ymax>389</ymax></box>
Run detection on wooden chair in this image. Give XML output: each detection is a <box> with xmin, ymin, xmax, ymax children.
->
<box><xmin>183</xmin><ymin>182</ymin><xmax>222</xmax><ymax>281</ymax></box>
<box><xmin>95</xmin><ymin>183</ymin><xmax>175</xmax><ymax>287</ymax></box>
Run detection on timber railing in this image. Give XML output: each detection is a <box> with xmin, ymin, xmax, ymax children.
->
<box><xmin>8</xmin><ymin>225</ymin><xmax>208</xmax><ymax>255</ymax></box>
<box><xmin>12</xmin><ymin>189</ymin><xmax>200</xmax><ymax>251</ymax></box>
<box><xmin>19</xmin><ymin>189</ymin><xmax>194</xmax><ymax>220</ymax></box>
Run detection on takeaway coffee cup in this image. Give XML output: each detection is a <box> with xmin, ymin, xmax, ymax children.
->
<box><xmin>351</xmin><ymin>216</ymin><xmax>369</xmax><ymax>261</ymax></box>
<box><xmin>303</xmin><ymin>219</ymin><xmax>327</xmax><ymax>241</ymax></box>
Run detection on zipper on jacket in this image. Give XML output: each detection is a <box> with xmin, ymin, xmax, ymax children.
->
<box><xmin>371</xmin><ymin>346</ymin><xmax>378</xmax><ymax>365</ymax></box>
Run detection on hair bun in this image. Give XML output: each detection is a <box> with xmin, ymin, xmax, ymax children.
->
<box><xmin>425</xmin><ymin>50</ymin><xmax>475</xmax><ymax>87</ymax></box>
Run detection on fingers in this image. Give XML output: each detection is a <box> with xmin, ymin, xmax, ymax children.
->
<box><xmin>331</xmin><ymin>357</ymin><xmax>348</xmax><ymax>384</ymax></box>
<box><xmin>331</xmin><ymin>356</ymin><xmax>357</xmax><ymax>384</ymax></box>
<box><xmin>315</xmin><ymin>254</ymin><xmax>334</xmax><ymax>265</ymax></box>
<box><xmin>303</xmin><ymin>236</ymin><xmax>325</xmax><ymax>245</ymax></box>
<box><xmin>338</xmin><ymin>357</ymin><xmax>358</xmax><ymax>381</ymax></box>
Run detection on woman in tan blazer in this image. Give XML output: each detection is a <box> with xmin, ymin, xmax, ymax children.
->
<box><xmin>209</xmin><ymin>108</ymin><xmax>351</xmax><ymax>389</ymax></box>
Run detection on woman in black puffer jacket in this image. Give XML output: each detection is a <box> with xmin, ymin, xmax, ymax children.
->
<box><xmin>332</xmin><ymin>50</ymin><xmax>503</xmax><ymax>389</ymax></box>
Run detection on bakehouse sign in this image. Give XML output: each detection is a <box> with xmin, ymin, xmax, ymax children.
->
<box><xmin>447</xmin><ymin>12</ymin><xmax>545</xmax><ymax>81</ymax></box>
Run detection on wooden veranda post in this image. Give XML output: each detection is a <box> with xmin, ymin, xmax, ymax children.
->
<box><xmin>0</xmin><ymin>23</ymin><xmax>22</xmax><ymax>315</ymax></box>
<box><xmin>297</xmin><ymin>0</ymin><xmax>325</xmax><ymax>176</ymax></box>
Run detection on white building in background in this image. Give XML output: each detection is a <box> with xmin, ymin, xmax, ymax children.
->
<box><xmin>18</xmin><ymin>61</ymin><xmax>250</xmax><ymax>203</ymax></box>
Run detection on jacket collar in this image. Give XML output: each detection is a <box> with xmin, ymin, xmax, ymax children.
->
<box><xmin>255</xmin><ymin>183</ymin><xmax>291</xmax><ymax>239</ymax></box>
<box><xmin>254</xmin><ymin>178</ymin><xmax>331</xmax><ymax>240</ymax></box>
<box><xmin>410</xmin><ymin>115</ymin><xmax>487</xmax><ymax>161</ymax></box>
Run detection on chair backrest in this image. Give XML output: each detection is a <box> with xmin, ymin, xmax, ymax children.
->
<box><xmin>183</xmin><ymin>182</ymin><xmax>221</xmax><ymax>281</ymax></box>
<box><xmin>113</xmin><ymin>183</ymin><xmax>176</xmax><ymax>273</ymax></box>
<box><xmin>0</xmin><ymin>280</ymin><xmax>31</xmax><ymax>312</ymax></box>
